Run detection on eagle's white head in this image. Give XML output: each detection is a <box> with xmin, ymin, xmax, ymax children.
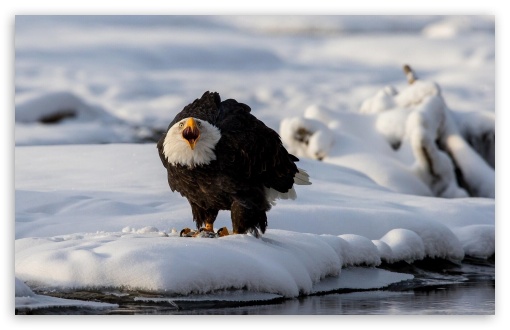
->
<box><xmin>162</xmin><ymin>117</ymin><xmax>221</xmax><ymax>167</ymax></box>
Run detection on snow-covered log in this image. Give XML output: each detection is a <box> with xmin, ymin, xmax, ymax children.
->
<box><xmin>451</xmin><ymin>110</ymin><xmax>495</xmax><ymax>169</ymax></box>
<box><xmin>280</xmin><ymin>66</ymin><xmax>494</xmax><ymax>199</ymax></box>
<box><xmin>440</xmin><ymin>110</ymin><xmax>495</xmax><ymax>198</ymax></box>
<box><xmin>405</xmin><ymin>94</ymin><xmax>468</xmax><ymax>198</ymax></box>
<box><xmin>280</xmin><ymin>115</ymin><xmax>334</xmax><ymax>161</ymax></box>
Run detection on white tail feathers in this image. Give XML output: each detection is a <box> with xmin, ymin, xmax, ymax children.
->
<box><xmin>265</xmin><ymin>168</ymin><xmax>311</xmax><ymax>206</ymax></box>
<box><xmin>265</xmin><ymin>187</ymin><xmax>297</xmax><ymax>206</ymax></box>
<box><xmin>294</xmin><ymin>168</ymin><xmax>311</xmax><ymax>185</ymax></box>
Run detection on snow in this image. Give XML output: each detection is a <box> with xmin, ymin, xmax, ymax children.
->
<box><xmin>15</xmin><ymin>277</ymin><xmax>117</xmax><ymax>312</ymax></box>
<box><xmin>13</xmin><ymin>15</ymin><xmax>495</xmax><ymax>312</ymax></box>
<box><xmin>14</xmin><ymin>144</ymin><xmax>492</xmax><ymax>303</ymax></box>
<box><xmin>378</xmin><ymin>229</ymin><xmax>425</xmax><ymax>263</ymax></box>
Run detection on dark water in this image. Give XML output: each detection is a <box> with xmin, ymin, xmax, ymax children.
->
<box><xmin>17</xmin><ymin>258</ymin><xmax>495</xmax><ymax>315</ymax></box>
<box><xmin>170</xmin><ymin>281</ymin><xmax>495</xmax><ymax>315</ymax></box>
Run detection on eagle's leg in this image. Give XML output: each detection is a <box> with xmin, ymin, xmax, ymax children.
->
<box><xmin>181</xmin><ymin>203</ymin><xmax>228</xmax><ymax>238</ymax></box>
<box><xmin>190</xmin><ymin>203</ymin><xmax>219</xmax><ymax>235</ymax></box>
<box><xmin>203</xmin><ymin>223</ymin><xmax>214</xmax><ymax>232</ymax></box>
<box><xmin>200</xmin><ymin>211</ymin><xmax>217</xmax><ymax>233</ymax></box>
<box><xmin>231</xmin><ymin>200</ymin><xmax>267</xmax><ymax>237</ymax></box>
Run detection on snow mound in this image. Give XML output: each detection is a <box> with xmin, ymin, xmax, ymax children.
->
<box><xmin>452</xmin><ymin>225</ymin><xmax>495</xmax><ymax>259</ymax></box>
<box><xmin>338</xmin><ymin>234</ymin><xmax>381</xmax><ymax>267</ymax></box>
<box><xmin>15</xmin><ymin>228</ymin><xmax>422</xmax><ymax>298</ymax></box>
<box><xmin>379</xmin><ymin>229</ymin><xmax>425</xmax><ymax>263</ymax></box>
<box><xmin>15</xmin><ymin>91</ymin><xmax>149</xmax><ymax>145</ymax></box>
<box><xmin>16</xmin><ymin>91</ymin><xmax>119</xmax><ymax>124</ymax></box>
<box><xmin>279</xmin><ymin>116</ymin><xmax>334</xmax><ymax>160</ymax></box>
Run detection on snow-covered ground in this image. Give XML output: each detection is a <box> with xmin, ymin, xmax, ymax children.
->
<box><xmin>13</xmin><ymin>15</ymin><xmax>495</xmax><ymax>313</ymax></box>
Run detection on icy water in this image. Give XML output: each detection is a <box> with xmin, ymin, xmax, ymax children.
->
<box><xmin>18</xmin><ymin>258</ymin><xmax>494</xmax><ymax>315</ymax></box>
<box><xmin>169</xmin><ymin>281</ymin><xmax>495</xmax><ymax>315</ymax></box>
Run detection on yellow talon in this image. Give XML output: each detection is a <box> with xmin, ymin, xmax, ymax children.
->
<box><xmin>179</xmin><ymin>228</ymin><xmax>193</xmax><ymax>237</ymax></box>
<box><xmin>180</xmin><ymin>226</ymin><xmax>230</xmax><ymax>238</ymax></box>
<box><xmin>217</xmin><ymin>227</ymin><xmax>230</xmax><ymax>237</ymax></box>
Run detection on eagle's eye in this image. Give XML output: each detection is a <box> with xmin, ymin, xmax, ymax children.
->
<box><xmin>197</xmin><ymin>121</ymin><xmax>202</xmax><ymax>127</ymax></box>
<box><xmin>179</xmin><ymin>122</ymin><xmax>184</xmax><ymax>128</ymax></box>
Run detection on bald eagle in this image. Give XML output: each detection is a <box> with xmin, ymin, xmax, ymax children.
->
<box><xmin>157</xmin><ymin>91</ymin><xmax>310</xmax><ymax>237</ymax></box>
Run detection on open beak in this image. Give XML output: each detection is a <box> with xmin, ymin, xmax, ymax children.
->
<box><xmin>182</xmin><ymin>117</ymin><xmax>200</xmax><ymax>150</ymax></box>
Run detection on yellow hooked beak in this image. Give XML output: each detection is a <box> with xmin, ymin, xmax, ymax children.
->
<box><xmin>182</xmin><ymin>117</ymin><xmax>200</xmax><ymax>150</ymax></box>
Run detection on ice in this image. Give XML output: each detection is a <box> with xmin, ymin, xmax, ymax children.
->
<box><xmin>15</xmin><ymin>277</ymin><xmax>117</xmax><ymax>312</ymax></box>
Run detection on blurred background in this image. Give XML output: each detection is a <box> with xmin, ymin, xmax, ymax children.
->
<box><xmin>14</xmin><ymin>15</ymin><xmax>495</xmax><ymax>145</ymax></box>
